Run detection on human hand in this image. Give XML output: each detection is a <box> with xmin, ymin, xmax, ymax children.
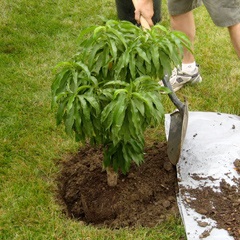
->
<box><xmin>133</xmin><ymin>0</ymin><xmax>154</xmax><ymax>27</ymax></box>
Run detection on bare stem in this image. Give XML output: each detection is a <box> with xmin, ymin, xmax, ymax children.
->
<box><xmin>106</xmin><ymin>167</ymin><xmax>118</xmax><ymax>187</ymax></box>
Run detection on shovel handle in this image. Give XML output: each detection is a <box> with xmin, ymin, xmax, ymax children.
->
<box><xmin>132</xmin><ymin>0</ymin><xmax>151</xmax><ymax>30</ymax></box>
<box><xmin>162</xmin><ymin>75</ymin><xmax>185</xmax><ymax>112</ymax></box>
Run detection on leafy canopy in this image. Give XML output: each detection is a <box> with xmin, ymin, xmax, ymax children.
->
<box><xmin>51</xmin><ymin>20</ymin><xmax>190</xmax><ymax>174</ymax></box>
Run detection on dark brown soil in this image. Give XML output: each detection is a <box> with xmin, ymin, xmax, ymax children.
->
<box><xmin>56</xmin><ymin>142</ymin><xmax>180</xmax><ymax>228</ymax></box>
<box><xmin>56</xmin><ymin>142</ymin><xmax>240</xmax><ymax>239</ymax></box>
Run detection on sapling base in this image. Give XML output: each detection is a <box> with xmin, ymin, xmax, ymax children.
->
<box><xmin>106</xmin><ymin>167</ymin><xmax>118</xmax><ymax>187</ymax></box>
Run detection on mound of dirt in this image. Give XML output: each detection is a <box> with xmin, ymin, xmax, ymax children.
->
<box><xmin>56</xmin><ymin>142</ymin><xmax>180</xmax><ymax>228</ymax></box>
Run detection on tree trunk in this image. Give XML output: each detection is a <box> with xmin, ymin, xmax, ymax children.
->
<box><xmin>106</xmin><ymin>167</ymin><xmax>118</xmax><ymax>187</ymax></box>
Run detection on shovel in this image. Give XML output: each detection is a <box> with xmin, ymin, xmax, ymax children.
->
<box><xmin>132</xmin><ymin>0</ymin><xmax>189</xmax><ymax>165</ymax></box>
<box><xmin>162</xmin><ymin>75</ymin><xmax>188</xmax><ymax>165</ymax></box>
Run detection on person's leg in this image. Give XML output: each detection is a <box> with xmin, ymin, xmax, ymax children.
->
<box><xmin>203</xmin><ymin>0</ymin><xmax>240</xmax><ymax>59</ymax></box>
<box><xmin>163</xmin><ymin>0</ymin><xmax>202</xmax><ymax>91</ymax></box>
<box><xmin>170</xmin><ymin>11</ymin><xmax>196</xmax><ymax>64</ymax></box>
<box><xmin>160</xmin><ymin>12</ymin><xmax>202</xmax><ymax>92</ymax></box>
<box><xmin>228</xmin><ymin>23</ymin><xmax>240</xmax><ymax>59</ymax></box>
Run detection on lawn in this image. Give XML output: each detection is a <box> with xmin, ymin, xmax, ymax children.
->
<box><xmin>0</xmin><ymin>0</ymin><xmax>239</xmax><ymax>239</ymax></box>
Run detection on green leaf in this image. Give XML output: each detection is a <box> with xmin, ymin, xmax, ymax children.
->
<box><xmin>111</xmin><ymin>94</ymin><xmax>128</xmax><ymax>144</ymax></box>
<box><xmin>112</xmin><ymin>148</ymin><xmax>125</xmax><ymax>172</ymax></box>
<box><xmin>87</xmin><ymin>41</ymin><xmax>106</xmax><ymax>69</ymax></box>
<box><xmin>130</xmin><ymin>100</ymin><xmax>142</xmax><ymax>137</ymax></box>
<box><xmin>65</xmin><ymin>105</ymin><xmax>75</xmax><ymax>136</ymax></box>
<box><xmin>89</xmin><ymin>76</ymin><xmax>98</xmax><ymax>86</ymax></box>
<box><xmin>75</xmin><ymin>85</ymin><xmax>91</xmax><ymax>95</ymax></box>
<box><xmin>52</xmin><ymin>61</ymin><xmax>73</xmax><ymax>74</ymax></box>
<box><xmin>103</xmin><ymin>142</ymin><xmax>118</xmax><ymax>167</ymax></box>
<box><xmin>145</xmin><ymin>51</ymin><xmax>152</xmax><ymax>75</ymax></box>
<box><xmin>101</xmin><ymin>101</ymin><xmax>115</xmax><ymax>130</ymax></box>
<box><xmin>53</xmin><ymin>91</ymin><xmax>68</xmax><ymax>104</ymax></box>
<box><xmin>145</xmin><ymin>92</ymin><xmax>164</xmax><ymax>124</ymax></box>
<box><xmin>78</xmin><ymin>96</ymin><xmax>92</xmax><ymax>137</ymax></box>
<box><xmin>172</xmin><ymin>30</ymin><xmax>191</xmax><ymax>51</ymax></box>
<box><xmin>108</xmin><ymin>39</ymin><xmax>118</xmax><ymax>60</ymax></box>
<box><xmin>93</xmin><ymin>26</ymin><xmax>106</xmax><ymax>39</ymax></box>
<box><xmin>136</xmin><ymin>47</ymin><xmax>150</xmax><ymax>64</ymax></box>
<box><xmin>120</xmin><ymin>118</ymin><xmax>131</xmax><ymax>143</ymax></box>
<box><xmin>106</xmin><ymin>24</ymin><xmax>127</xmax><ymax>49</ymax></box>
<box><xmin>103</xmin><ymin>80</ymin><xmax>128</xmax><ymax>88</ymax></box>
<box><xmin>159</xmin><ymin>51</ymin><xmax>172</xmax><ymax>76</ymax></box>
<box><xmin>153</xmin><ymin>24</ymin><xmax>168</xmax><ymax>33</ymax></box>
<box><xmin>74</xmin><ymin>61</ymin><xmax>91</xmax><ymax>78</ymax></box>
<box><xmin>66</xmin><ymin>93</ymin><xmax>76</xmax><ymax>112</ymax></box>
<box><xmin>113</xmin><ymin>89</ymin><xmax>128</xmax><ymax>99</ymax></box>
<box><xmin>126</xmin><ymin>108</ymin><xmax>138</xmax><ymax>140</ymax></box>
<box><xmin>131</xmin><ymin>97</ymin><xmax>145</xmax><ymax>116</ymax></box>
<box><xmin>132</xmin><ymin>92</ymin><xmax>151</xmax><ymax>107</ymax></box>
<box><xmin>74</xmin><ymin>101</ymin><xmax>82</xmax><ymax>133</ymax></box>
<box><xmin>100</xmin><ymin>88</ymin><xmax>114</xmax><ymax>101</ymax></box>
<box><xmin>150</xmin><ymin>45</ymin><xmax>160</xmax><ymax>75</ymax></box>
<box><xmin>92</xmin><ymin>53</ymin><xmax>104</xmax><ymax>76</ymax></box>
<box><xmin>121</xmin><ymin>145</ymin><xmax>132</xmax><ymax>172</ymax></box>
<box><xmin>52</xmin><ymin>69</ymin><xmax>72</xmax><ymax>96</ymax></box>
<box><xmin>56</xmin><ymin>100</ymin><xmax>67</xmax><ymax>125</ymax></box>
<box><xmin>101</xmin><ymin>46</ymin><xmax>111</xmax><ymax>78</ymax></box>
<box><xmin>123</xmin><ymin>142</ymin><xmax>143</xmax><ymax>167</ymax></box>
<box><xmin>78</xmin><ymin>25</ymin><xmax>98</xmax><ymax>42</ymax></box>
<box><xmin>135</xmin><ymin>56</ymin><xmax>145</xmax><ymax>75</ymax></box>
<box><xmin>114</xmin><ymin>51</ymin><xmax>130</xmax><ymax>78</ymax></box>
<box><xmin>84</xmin><ymin>96</ymin><xmax>100</xmax><ymax>115</ymax></box>
<box><xmin>129</xmin><ymin>52</ymin><xmax>136</xmax><ymax>79</ymax></box>
<box><xmin>129</xmin><ymin>139</ymin><xmax>144</xmax><ymax>155</ymax></box>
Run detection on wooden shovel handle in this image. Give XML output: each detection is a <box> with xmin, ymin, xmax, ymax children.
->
<box><xmin>132</xmin><ymin>0</ymin><xmax>151</xmax><ymax>30</ymax></box>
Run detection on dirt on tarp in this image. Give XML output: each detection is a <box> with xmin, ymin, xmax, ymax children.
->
<box><xmin>180</xmin><ymin>177</ymin><xmax>240</xmax><ymax>239</ymax></box>
<box><xmin>56</xmin><ymin>142</ymin><xmax>240</xmax><ymax>239</ymax></box>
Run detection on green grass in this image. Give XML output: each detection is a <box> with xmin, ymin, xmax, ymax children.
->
<box><xmin>0</xmin><ymin>0</ymin><xmax>239</xmax><ymax>239</ymax></box>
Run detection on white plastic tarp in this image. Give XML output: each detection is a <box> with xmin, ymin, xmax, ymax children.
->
<box><xmin>165</xmin><ymin>111</ymin><xmax>240</xmax><ymax>240</ymax></box>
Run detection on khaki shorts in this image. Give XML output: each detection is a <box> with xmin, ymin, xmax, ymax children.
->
<box><xmin>168</xmin><ymin>0</ymin><xmax>240</xmax><ymax>27</ymax></box>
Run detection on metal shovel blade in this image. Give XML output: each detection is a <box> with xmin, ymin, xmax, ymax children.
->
<box><xmin>162</xmin><ymin>76</ymin><xmax>188</xmax><ymax>165</ymax></box>
<box><xmin>167</xmin><ymin>103</ymin><xmax>188</xmax><ymax>165</ymax></box>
